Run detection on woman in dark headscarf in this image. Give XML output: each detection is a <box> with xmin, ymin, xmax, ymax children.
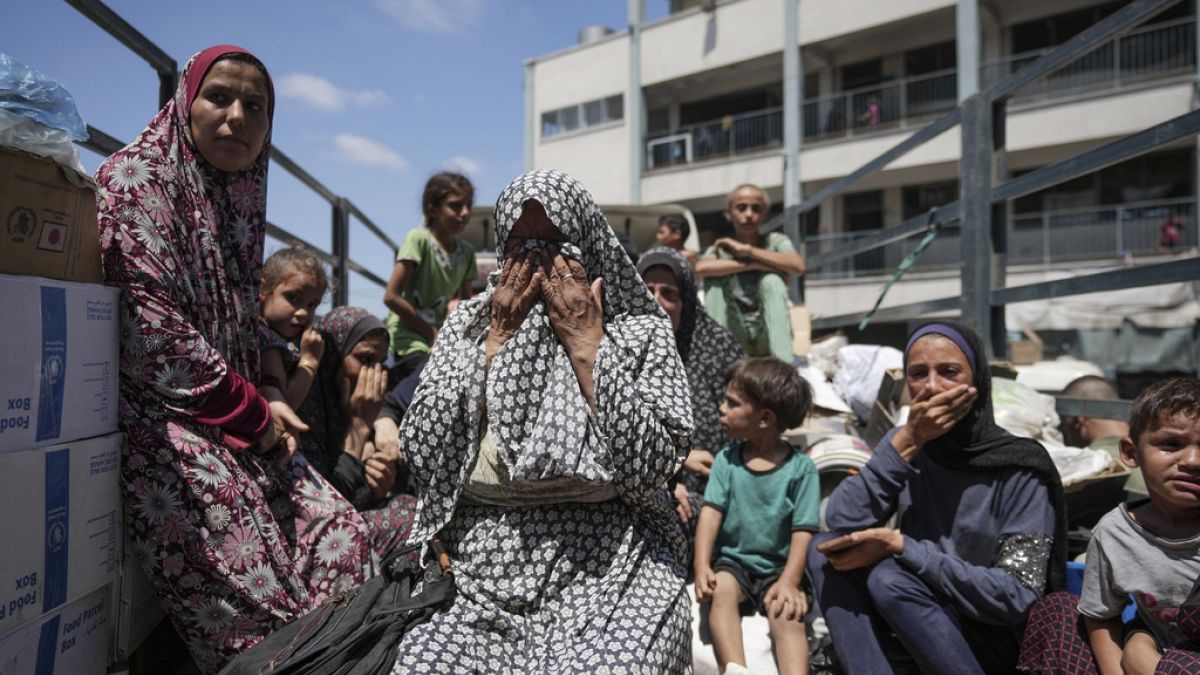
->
<box><xmin>96</xmin><ymin>46</ymin><xmax>373</xmax><ymax>672</ymax></box>
<box><xmin>638</xmin><ymin>246</ymin><xmax>745</xmax><ymax>534</ymax></box>
<box><xmin>807</xmin><ymin>320</ymin><xmax>1066</xmax><ymax>675</ymax></box>
<box><xmin>392</xmin><ymin>170</ymin><xmax>694</xmax><ymax>673</ymax></box>
<box><xmin>296</xmin><ymin>307</ymin><xmax>417</xmax><ymax>560</ymax></box>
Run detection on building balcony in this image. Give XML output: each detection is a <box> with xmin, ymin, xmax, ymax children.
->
<box><xmin>981</xmin><ymin>16</ymin><xmax>1195</xmax><ymax>103</ymax></box>
<box><xmin>806</xmin><ymin>197</ymin><xmax>1195</xmax><ymax>280</ymax></box>
<box><xmin>644</xmin><ymin>15</ymin><xmax>1194</xmax><ymax>171</ymax></box>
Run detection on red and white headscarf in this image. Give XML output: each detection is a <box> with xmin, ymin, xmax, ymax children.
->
<box><xmin>97</xmin><ymin>45</ymin><xmax>274</xmax><ymax>423</ymax></box>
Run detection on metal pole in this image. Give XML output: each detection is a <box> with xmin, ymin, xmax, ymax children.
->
<box><xmin>1194</xmin><ymin>0</ymin><xmax>1200</xmax><ymax>247</ymax></box>
<box><xmin>957</xmin><ymin>0</ymin><xmax>981</xmax><ymax>102</ymax></box>
<box><xmin>1115</xmin><ymin>208</ymin><xmax>1125</xmax><ymax>259</ymax></box>
<box><xmin>628</xmin><ymin>0</ymin><xmax>645</xmax><ymax>204</ymax></box>
<box><xmin>783</xmin><ymin>0</ymin><xmax>803</xmax><ymax>303</ymax></box>
<box><xmin>1043</xmin><ymin>211</ymin><xmax>1051</xmax><ymax>269</ymax></box>
<box><xmin>331</xmin><ymin>197</ymin><xmax>351</xmax><ymax>307</ymax></box>
<box><xmin>524</xmin><ymin>61</ymin><xmax>536</xmax><ymax>172</ymax></box>
<box><xmin>960</xmin><ymin>94</ymin><xmax>1005</xmax><ymax>357</ymax></box>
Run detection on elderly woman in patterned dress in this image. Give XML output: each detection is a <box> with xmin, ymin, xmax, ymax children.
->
<box><xmin>391</xmin><ymin>170</ymin><xmax>695</xmax><ymax>673</ymax></box>
<box><xmin>637</xmin><ymin>246</ymin><xmax>744</xmax><ymax>544</ymax></box>
<box><xmin>96</xmin><ymin>45</ymin><xmax>373</xmax><ymax>672</ymax></box>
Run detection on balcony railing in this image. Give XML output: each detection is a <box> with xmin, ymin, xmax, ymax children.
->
<box><xmin>979</xmin><ymin>16</ymin><xmax>1195</xmax><ymax>102</ymax></box>
<box><xmin>645</xmin><ymin>16</ymin><xmax>1194</xmax><ymax>169</ymax></box>
<box><xmin>647</xmin><ymin>107</ymin><xmax>783</xmax><ymax>168</ymax></box>
<box><xmin>806</xmin><ymin>197</ymin><xmax>1196</xmax><ymax>280</ymax></box>
<box><xmin>802</xmin><ymin>68</ymin><xmax>958</xmax><ymax>142</ymax></box>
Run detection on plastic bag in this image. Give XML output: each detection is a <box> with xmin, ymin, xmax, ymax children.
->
<box><xmin>1041</xmin><ymin>438</ymin><xmax>1113</xmax><ymax>486</ymax></box>
<box><xmin>992</xmin><ymin>377</ymin><xmax>1064</xmax><ymax>443</ymax></box>
<box><xmin>0</xmin><ymin>108</ymin><xmax>85</xmax><ymax>174</ymax></box>
<box><xmin>833</xmin><ymin>344</ymin><xmax>904</xmax><ymax>423</ymax></box>
<box><xmin>0</xmin><ymin>53</ymin><xmax>88</xmax><ymax>174</ymax></box>
<box><xmin>0</xmin><ymin>53</ymin><xmax>88</xmax><ymax>140</ymax></box>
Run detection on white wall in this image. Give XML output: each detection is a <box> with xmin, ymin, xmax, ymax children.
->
<box><xmin>534</xmin><ymin>125</ymin><xmax>632</xmax><ymax>204</ymax></box>
<box><xmin>800</xmin><ymin>0</ymin><xmax>956</xmax><ymax>45</ymax></box>
<box><xmin>1006</xmin><ymin>84</ymin><xmax>1193</xmax><ymax>153</ymax></box>
<box><xmin>641</xmin><ymin>152</ymin><xmax>783</xmax><ymax>204</ymax></box>
<box><xmin>530</xmin><ymin>34</ymin><xmax>631</xmax><ymax>203</ymax></box>
<box><xmin>641</xmin><ymin>0</ymin><xmax>782</xmax><ymax>86</ymax></box>
<box><xmin>532</xmin><ymin>35</ymin><xmax>628</xmax><ymax>113</ymax></box>
<box><xmin>638</xmin><ymin>0</ymin><xmax>957</xmax><ymax>87</ymax></box>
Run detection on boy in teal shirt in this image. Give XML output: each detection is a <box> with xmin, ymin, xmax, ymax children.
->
<box><xmin>695</xmin><ymin>357</ymin><xmax>818</xmax><ymax>675</ymax></box>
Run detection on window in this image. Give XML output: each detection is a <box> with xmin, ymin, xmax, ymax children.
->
<box><xmin>902</xmin><ymin>181</ymin><xmax>958</xmax><ymax>221</ymax></box>
<box><xmin>541</xmin><ymin>94</ymin><xmax>624</xmax><ymax>140</ymax></box>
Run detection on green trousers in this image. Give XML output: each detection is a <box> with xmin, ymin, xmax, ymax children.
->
<box><xmin>704</xmin><ymin>272</ymin><xmax>793</xmax><ymax>362</ymax></box>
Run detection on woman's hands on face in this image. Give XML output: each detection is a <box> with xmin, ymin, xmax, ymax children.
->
<box><xmin>900</xmin><ymin>383</ymin><xmax>977</xmax><ymax>450</ymax></box>
<box><xmin>485</xmin><ymin>252</ymin><xmax>543</xmax><ymax>358</ymax></box>
<box><xmin>539</xmin><ymin>246</ymin><xmax>603</xmax><ymax>362</ymax></box>
<box><xmin>341</xmin><ymin>363</ymin><xmax>385</xmax><ymax>424</ymax></box>
<box><xmin>815</xmin><ymin>528</ymin><xmax>904</xmax><ymax>571</ymax></box>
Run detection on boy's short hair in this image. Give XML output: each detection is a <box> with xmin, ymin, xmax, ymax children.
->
<box><xmin>1129</xmin><ymin>377</ymin><xmax>1200</xmax><ymax>442</ymax></box>
<box><xmin>726</xmin><ymin>357</ymin><xmax>811</xmax><ymax>430</ymax></box>
<box><xmin>658</xmin><ymin>214</ymin><xmax>690</xmax><ymax>241</ymax></box>
<box><xmin>726</xmin><ymin>183</ymin><xmax>770</xmax><ymax>211</ymax></box>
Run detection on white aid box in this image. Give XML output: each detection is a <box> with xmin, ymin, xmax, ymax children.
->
<box><xmin>0</xmin><ymin>433</ymin><xmax>121</xmax><ymax>636</ymax></box>
<box><xmin>0</xmin><ymin>584</ymin><xmax>110</xmax><ymax>675</ymax></box>
<box><xmin>0</xmin><ymin>274</ymin><xmax>118</xmax><ymax>453</ymax></box>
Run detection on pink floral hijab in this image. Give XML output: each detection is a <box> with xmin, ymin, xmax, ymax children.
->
<box><xmin>96</xmin><ymin>45</ymin><xmax>274</xmax><ymax>415</ymax></box>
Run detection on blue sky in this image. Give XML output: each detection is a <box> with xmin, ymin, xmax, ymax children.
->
<box><xmin>4</xmin><ymin>0</ymin><xmax>666</xmax><ymax>314</ymax></box>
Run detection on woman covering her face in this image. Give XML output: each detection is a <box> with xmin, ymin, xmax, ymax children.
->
<box><xmin>392</xmin><ymin>170</ymin><xmax>695</xmax><ymax>672</ymax></box>
<box><xmin>807</xmin><ymin>320</ymin><xmax>1066</xmax><ymax>675</ymax></box>
<box><xmin>96</xmin><ymin>45</ymin><xmax>373</xmax><ymax>672</ymax></box>
<box><xmin>637</xmin><ymin>246</ymin><xmax>744</xmax><ymax>538</ymax></box>
<box><xmin>296</xmin><ymin>307</ymin><xmax>417</xmax><ymax>560</ymax></box>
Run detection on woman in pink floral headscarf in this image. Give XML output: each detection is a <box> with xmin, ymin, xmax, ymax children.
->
<box><xmin>96</xmin><ymin>45</ymin><xmax>374</xmax><ymax>672</ymax></box>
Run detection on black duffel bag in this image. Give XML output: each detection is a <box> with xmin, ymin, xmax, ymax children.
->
<box><xmin>221</xmin><ymin>540</ymin><xmax>454</xmax><ymax>675</ymax></box>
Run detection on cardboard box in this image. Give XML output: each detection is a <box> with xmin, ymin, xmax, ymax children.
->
<box><xmin>0</xmin><ymin>274</ymin><xmax>118</xmax><ymax>453</ymax></box>
<box><xmin>0</xmin><ymin>584</ymin><xmax>109</xmax><ymax>675</ymax></box>
<box><xmin>1008</xmin><ymin>326</ymin><xmax>1045</xmax><ymax>365</ymax></box>
<box><xmin>1064</xmin><ymin>461</ymin><xmax>1131</xmax><ymax>529</ymax></box>
<box><xmin>0</xmin><ymin>146</ymin><xmax>102</xmax><ymax>284</ymax></box>
<box><xmin>109</xmin><ymin>525</ymin><xmax>163</xmax><ymax>662</ymax></box>
<box><xmin>0</xmin><ymin>433</ymin><xmax>121</xmax><ymax>636</ymax></box>
<box><xmin>864</xmin><ymin>368</ymin><xmax>905</xmax><ymax>448</ymax></box>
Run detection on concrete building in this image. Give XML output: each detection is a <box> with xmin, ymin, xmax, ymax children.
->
<box><xmin>523</xmin><ymin>0</ymin><xmax>1198</xmax><ymax>346</ymax></box>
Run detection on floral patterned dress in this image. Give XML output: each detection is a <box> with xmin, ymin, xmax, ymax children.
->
<box><xmin>639</xmin><ymin>246</ymin><xmax>745</xmax><ymax>544</ymax></box>
<box><xmin>392</xmin><ymin>170</ymin><xmax>695</xmax><ymax>674</ymax></box>
<box><xmin>96</xmin><ymin>45</ymin><xmax>373</xmax><ymax>673</ymax></box>
<box><xmin>296</xmin><ymin>307</ymin><xmax>418</xmax><ymax>560</ymax></box>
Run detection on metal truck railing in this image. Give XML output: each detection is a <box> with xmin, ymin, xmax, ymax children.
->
<box><xmin>760</xmin><ymin>0</ymin><xmax>1200</xmax><ymax>418</ymax></box>
<box><xmin>65</xmin><ymin>0</ymin><xmax>394</xmax><ymax>307</ymax></box>
<box><xmin>805</xmin><ymin>196</ymin><xmax>1194</xmax><ymax>279</ymax></box>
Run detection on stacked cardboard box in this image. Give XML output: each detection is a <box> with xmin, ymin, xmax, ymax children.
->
<box><xmin>0</xmin><ymin>146</ymin><xmax>123</xmax><ymax>674</ymax></box>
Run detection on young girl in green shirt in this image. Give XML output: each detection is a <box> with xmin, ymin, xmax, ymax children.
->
<box><xmin>383</xmin><ymin>172</ymin><xmax>478</xmax><ymax>380</ymax></box>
